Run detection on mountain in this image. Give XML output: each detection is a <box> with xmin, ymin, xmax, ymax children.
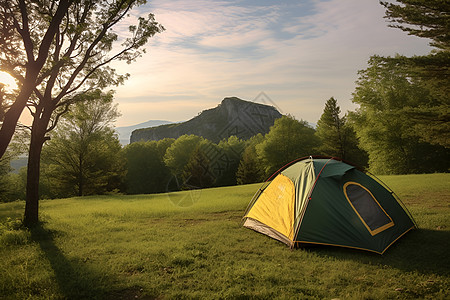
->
<box><xmin>115</xmin><ymin>120</ymin><xmax>173</xmax><ymax>145</ymax></box>
<box><xmin>130</xmin><ymin>97</ymin><xmax>282</xmax><ymax>144</ymax></box>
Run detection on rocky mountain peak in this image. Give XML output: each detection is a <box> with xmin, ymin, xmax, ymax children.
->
<box><xmin>130</xmin><ymin>97</ymin><xmax>282</xmax><ymax>143</ymax></box>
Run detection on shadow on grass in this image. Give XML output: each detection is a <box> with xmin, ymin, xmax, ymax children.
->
<box><xmin>30</xmin><ymin>224</ymin><xmax>108</xmax><ymax>299</ymax></box>
<box><xmin>311</xmin><ymin>229</ymin><xmax>450</xmax><ymax>277</ymax></box>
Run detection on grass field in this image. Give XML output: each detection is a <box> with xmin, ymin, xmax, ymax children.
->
<box><xmin>0</xmin><ymin>173</ymin><xmax>449</xmax><ymax>299</ymax></box>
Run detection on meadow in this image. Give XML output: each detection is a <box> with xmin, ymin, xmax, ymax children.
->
<box><xmin>0</xmin><ymin>173</ymin><xmax>449</xmax><ymax>299</ymax></box>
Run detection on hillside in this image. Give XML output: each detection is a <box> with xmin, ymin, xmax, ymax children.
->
<box><xmin>130</xmin><ymin>97</ymin><xmax>282</xmax><ymax>143</ymax></box>
<box><xmin>115</xmin><ymin>120</ymin><xmax>173</xmax><ymax>145</ymax></box>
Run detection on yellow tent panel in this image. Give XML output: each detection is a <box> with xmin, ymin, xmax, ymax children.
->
<box><xmin>245</xmin><ymin>174</ymin><xmax>295</xmax><ymax>240</ymax></box>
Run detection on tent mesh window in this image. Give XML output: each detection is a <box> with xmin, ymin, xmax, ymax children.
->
<box><xmin>343</xmin><ymin>182</ymin><xmax>394</xmax><ymax>236</ymax></box>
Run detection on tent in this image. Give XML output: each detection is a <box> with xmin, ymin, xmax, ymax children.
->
<box><xmin>243</xmin><ymin>156</ymin><xmax>416</xmax><ymax>254</ymax></box>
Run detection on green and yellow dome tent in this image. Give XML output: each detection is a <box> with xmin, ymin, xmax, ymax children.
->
<box><xmin>243</xmin><ymin>156</ymin><xmax>416</xmax><ymax>254</ymax></box>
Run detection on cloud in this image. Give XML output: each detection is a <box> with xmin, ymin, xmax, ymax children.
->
<box><xmin>113</xmin><ymin>0</ymin><xmax>432</xmax><ymax>127</ymax></box>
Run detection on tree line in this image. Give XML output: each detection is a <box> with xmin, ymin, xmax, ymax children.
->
<box><xmin>2</xmin><ymin>80</ymin><xmax>447</xmax><ymax>202</ymax></box>
<box><xmin>0</xmin><ymin>0</ymin><xmax>448</xmax><ymax>225</ymax></box>
<box><xmin>0</xmin><ymin>97</ymin><xmax>365</xmax><ymax>201</ymax></box>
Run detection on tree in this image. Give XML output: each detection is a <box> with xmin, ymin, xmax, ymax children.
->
<box><xmin>164</xmin><ymin>135</ymin><xmax>204</xmax><ymax>177</ymax></box>
<box><xmin>0</xmin><ymin>1</ymin><xmax>163</xmax><ymax>225</ymax></box>
<box><xmin>359</xmin><ymin>53</ymin><xmax>450</xmax><ymax>148</ymax></box>
<box><xmin>122</xmin><ymin>140</ymin><xmax>171</xmax><ymax>194</ymax></box>
<box><xmin>315</xmin><ymin>97</ymin><xmax>345</xmax><ymax>158</ymax></box>
<box><xmin>379</xmin><ymin>1</ymin><xmax>450</xmax><ymax>148</ymax></box>
<box><xmin>340</xmin><ymin>122</ymin><xmax>368</xmax><ymax>168</ymax></box>
<box><xmin>156</xmin><ymin>138</ymin><xmax>176</xmax><ymax>158</ymax></box>
<box><xmin>256</xmin><ymin>115</ymin><xmax>319</xmax><ymax>176</ymax></box>
<box><xmin>350</xmin><ymin>56</ymin><xmax>449</xmax><ymax>174</ymax></box>
<box><xmin>40</xmin><ymin>90</ymin><xmax>125</xmax><ymax>197</ymax></box>
<box><xmin>215</xmin><ymin>136</ymin><xmax>245</xmax><ymax>186</ymax></box>
<box><xmin>380</xmin><ymin>0</ymin><xmax>450</xmax><ymax>51</ymax></box>
<box><xmin>315</xmin><ymin>97</ymin><xmax>368</xmax><ymax>166</ymax></box>
<box><xmin>181</xmin><ymin>145</ymin><xmax>215</xmax><ymax>189</ymax></box>
<box><xmin>236</xmin><ymin>134</ymin><xmax>265</xmax><ymax>185</ymax></box>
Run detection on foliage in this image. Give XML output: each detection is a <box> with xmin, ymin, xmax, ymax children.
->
<box><xmin>0</xmin><ymin>172</ymin><xmax>25</xmax><ymax>203</ymax></box>
<box><xmin>368</xmin><ymin>53</ymin><xmax>450</xmax><ymax>148</ymax></box>
<box><xmin>236</xmin><ymin>134</ymin><xmax>265</xmax><ymax>184</ymax></box>
<box><xmin>380</xmin><ymin>0</ymin><xmax>450</xmax><ymax>50</ymax></box>
<box><xmin>378</xmin><ymin>1</ymin><xmax>450</xmax><ymax>148</ymax></box>
<box><xmin>315</xmin><ymin>97</ymin><xmax>345</xmax><ymax>158</ymax></box>
<box><xmin>350</xmin><ymin>56</ymin><xmax>449</xmax><ymax>174</ymax></box>
<box><xmin>155</xmin><ymin>138</ymin><xmax>176</xmax><ymax>158</ymax></box>
<box><xmin>0</xmin><ymin>155</ymin><xmax>11</xmax><ymax>200</ymax></box>
<box><xmin>164</xmin><ymin>135</ymin><xmax>204</xmax><ymax>177</ymax></box>
<box><xmin>215</xmin><ymin>136</ymin><xmax>246</xmax><ymax>186</ymax></box>
<box><xmin>341</xmin><ymin>122</ymin><xmax>369</xmax><ymax>168</ymax></box>
<box><xmin>0</xmin><ymin>174</ymin><xmax>449</xmax><ymax>299</ymax></box>
<box><xmin>122</xmin><ymin>140</ymin><xmax>172</xmax><ymax>194</ymax></box>
<box><xmin>315</xmin><ymin>97</ymin><xmax>368</xmax><ymax>166</ymax></box>
<box><xmin>256</xmin><ymin>115</ymin><xmax>319</xmax><ymax>176</ymax></box>
<box><xmin>124</xmin><ymin>134</ymin><xmax>246</xmax><ymax>193</ymax></box>
<box><xmin>0</xmin><ymin>130</ymin><xmax>29</xmax><ymax>202</ymax></box>
<box><xmin>181</xmin><ymin>144</ymin><xmax>216</xmax><ymax>189</ymax></box>
<box><xmin>40</xmin><ymin>90</ymin><xmax>125</xmax><ymax>198</ymax></box>
<box><xmin>123</xmin><ymin>134</ymin><xmax>246</xmax><ymax>193</ymax></box>
<box><xmin>165</xmin><ymin>135</ymin><xmax>246</xmax><ymax>190</ymax></box>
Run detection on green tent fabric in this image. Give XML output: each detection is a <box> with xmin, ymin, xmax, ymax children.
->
<box><xmin>243</xmin><ymin>156</ymin><xmax>416</xmax><ymax>254</ymax></box>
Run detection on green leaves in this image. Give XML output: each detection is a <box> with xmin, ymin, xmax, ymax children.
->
<box><xmin>122</xmin><ymin>140</ymin><xmax>172</xmax><ymax>194</ymax></box>
<box><xmin>350</xmin><ymin>56</ymin><xmax>449</xmax><ymax>174</ymax></box>
<box><xmin>315</xmin><ymin>97</ymin><xmax>368</xmax><ymax>167</ymax></box>
<box><xmin>41</xmin><ymin>90</ymin><xmax>125</xmax><ymax>197</ymax></box>
<box><xmin>236</xmin><ymin>135</ymin><xmax>265</xmax><ymax>185</ymax></box>
<box><xmin>381</xmin><ymin>0</ymin><xmax>450</xmax><ymax>50</ymax></box>
<box><xmin>315</xmin><ymin>97</ymin><xmax>344</xmax><ymax>158</ymax></box>
<box><xmin>164</xmin><ymin>135</ymin><xmax>204</xmax><ymax>177</ymax></box>
<box><xmin>256</xmin><ymin>116</ymin><xmax>319</xmax><ymax>176</ymax></box>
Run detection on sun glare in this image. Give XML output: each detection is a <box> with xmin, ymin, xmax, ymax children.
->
<box><xmin>0</xmin><ymin>71</ymin><xmax>17</xmax><ymax>91</ymax></box>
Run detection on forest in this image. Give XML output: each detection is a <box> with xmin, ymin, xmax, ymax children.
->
<box><xmin>0</xmin><ymin>1</ymin><xmax>448</xmax><ymax>223</ymax></box>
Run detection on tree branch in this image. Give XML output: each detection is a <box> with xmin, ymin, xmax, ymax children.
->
<box><xmin>53</xmin><ymin>2</ymin><xmax>136</xmax><ymax>102</ymax></box>
<box><xmin>16</xmin><ymin>0</ymin><xmax>34</xmax><ymax>63</ymax></box>
<box><xmin>47</xmin><ymin>102</ymin><xmax>71</xmax><ymax>133</ymax></box>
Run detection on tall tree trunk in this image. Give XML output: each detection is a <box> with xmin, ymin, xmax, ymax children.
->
<box><xmin>23</xmin><ymin>117</ymin><xmax>47</xmax><ymax>227</ymax></box>
<box><xmin>0</xmin><ymin>72</ymin><xmax>39</xmax><ymax>159</ymax></box>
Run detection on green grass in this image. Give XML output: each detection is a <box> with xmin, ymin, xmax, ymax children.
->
<box><xmin>0</xmin><ymin>174</ymin><xmax>449</xmax><ymax>299</ymax></box>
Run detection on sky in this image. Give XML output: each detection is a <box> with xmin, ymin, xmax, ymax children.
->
<box><xmin>2</xmin><ymin>0</ymin><xmax>433</xmax><ymax>127</ymax></box>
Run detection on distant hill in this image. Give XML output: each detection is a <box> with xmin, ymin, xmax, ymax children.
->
<box><xmin>130</xmin><ymin>97</ymin><xmax>282</xmax><ymax>144</ymax></box>
<box><xmin>115</xmin><ymin>120</ymin><xmax>173</xmax><ymax>145</ymax></box>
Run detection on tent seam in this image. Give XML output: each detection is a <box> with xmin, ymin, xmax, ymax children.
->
<box><xmin>293</xmin><ymin>157</ymin><xmax>333</xmax><ymax>243</ymax></box>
